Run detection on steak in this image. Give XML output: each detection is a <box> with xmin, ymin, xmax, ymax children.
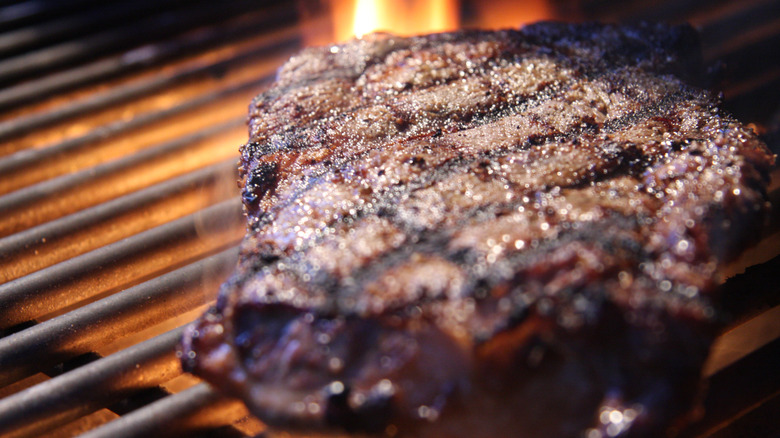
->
<box><xmin>180</xmin><ymin>22</ymin><xmax>775</xmax><ymax>438</ymax></box>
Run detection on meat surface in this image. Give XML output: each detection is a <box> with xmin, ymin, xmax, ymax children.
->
<box><xmin>180</xmin><ymin>22</ymin><xmax>775</xmax><ymax>438</ymax></box>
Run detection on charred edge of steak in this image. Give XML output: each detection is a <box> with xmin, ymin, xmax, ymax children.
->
<box><xmin>181</xmin><ymin>21</ymin><xmax>775</xmax><ymax>438</ymax></box>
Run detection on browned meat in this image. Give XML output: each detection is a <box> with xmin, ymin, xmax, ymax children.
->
<box><xmin>179</xmin><ymin>22</ymin><xmax>775</xmax><ymax>438</ymax></box>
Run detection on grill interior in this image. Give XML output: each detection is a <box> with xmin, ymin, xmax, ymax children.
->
<box><xmin>0</xmin><ymin>1</ymin><xmax>778</xmax><ymax>437</ymax></box>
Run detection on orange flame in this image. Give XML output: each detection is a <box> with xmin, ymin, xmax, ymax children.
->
<box><xmin>351</xmin><ymin>0</ymin><xmax>383</xmax><ymax>37</ymax></box>
<box><xmin>320</xmin><ymin>0</ymin><xmax>556</xmax><ymax>45</ymax></box>
<box><xmin>331</xmin><ymin>0</ymin><xmax>459</xmax><ymax>42</ymax></box>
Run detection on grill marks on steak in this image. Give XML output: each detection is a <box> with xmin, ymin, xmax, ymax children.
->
<box><xmin>181</xmin><ymin>23</ymin><xmax>774</xmax><ymax>437</ymax></box>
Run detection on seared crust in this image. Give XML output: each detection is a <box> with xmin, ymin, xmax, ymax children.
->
<box><xmin>181</xmin><ymin>22</ymin><xmax>774</xmax><ymax>438</ymax></box>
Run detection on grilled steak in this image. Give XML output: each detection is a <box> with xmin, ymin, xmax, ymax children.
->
<box><xmin>180</xmin><ymin>22</ymin><xmax>774</xmax><ymax>438</ymax></box>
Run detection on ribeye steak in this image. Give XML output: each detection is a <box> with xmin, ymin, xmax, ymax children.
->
<box><xmin>180</xmin><ymin>22</ymin><xmax>774</xmax><ymax>438</ymax></box>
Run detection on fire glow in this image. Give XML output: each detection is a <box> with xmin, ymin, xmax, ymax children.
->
<box><xmin>327</xmin><ymin>0</ymin><xmax>554</xmax><ymax>43</ymax></box>
<box><xmin>350</xmin><ymin>0</ymin><xmax>458</xmax><ymax>39</ymax></box>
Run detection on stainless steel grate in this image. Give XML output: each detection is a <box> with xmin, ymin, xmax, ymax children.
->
<box><xmin>0</xmin><ymin>1</ymin><xmax>777</xmax><ymax>437</ymax></box>
<box><xmin>0</xmin><ymin>1</ymin><xmax>300</xmax><ymax>436</ymax></box>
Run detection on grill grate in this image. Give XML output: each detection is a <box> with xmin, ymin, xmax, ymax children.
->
<box><xmin>0</xmin><ymin>1</ymin><xmax>778</xmax><ymax>437</ymax></box>
<box><xmin>0</xmin><ymin>1</ymin><xmax>300</xmax><ymax>436</ymax></box>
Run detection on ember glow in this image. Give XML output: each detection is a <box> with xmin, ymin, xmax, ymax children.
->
<box><xmin>468</xmin><ymin>0</ymin><xmax>553</xmax><ymax>30</ymax></box>
<box><xmin>341</xmin><ymin>0</ymin><xmax>458</xmax><ymax>41</ymax></box>
<box><xmin>317</xmin><ymin>0</ymin><xmax>557</xmax><ymax>44</ymax></box>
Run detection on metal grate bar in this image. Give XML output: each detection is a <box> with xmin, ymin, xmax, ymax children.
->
<box><xmin>78</xmin><ymin>383</ymin><xmax>253</xmax><ymax>438</ymax></box>
<box><xmin>0</xmin><ymin>28</ymin><xmax>298</xmax><ymax>145</ymax></box>
<box><xmin>0</xmin><ymin>74</ymin><xmax>273</xmax><ymax>193</ymax></box>
<box><xmin>0</xmin><ymin>0</ymin><xmax>271</xmax><ymax>86</ymax></box>
<box><xmin>0</xmin><ymin>327</ymin><xmax>184</xmax><ymax>437</ymax></box>
<box><xmin>720</xmin><ymin>255</ymin><xmax>780</xmax><ymax>323</ymax></box>
<box><xmin>697</xmin><ymin>0</ymin><xmax>780</xmax><ymax>48</ymax></box>
<box><xmin>0</xmin><ymin>1</ymin><xmax>287</xmax><ymax>436</ymax></box>
<box><xmin>0</xmin><ymin>197</ymin><xmax>243</xmax><ymax>330</ymax></box>
<box><xmin>0</xmin><ymin>158</ymin><xmax>238</xmax><ymax>283</ymax></box>
<box><xmin>0</xmin><ymin>5</ymin><xmax>298</xmax><ymax>111</ymax></box>
<box><xmin>0</xmin><ymin>246</ymin><xmax>238</xmax><ymax>386</ymax></box>
<box><xmin>706</xmin><ymin>395</ymin><xmax>780</xmax><ymax>438</ymax></box>
<box><xmin>0</xmin><ymin>1</ymin><xmax>183</xmax><ymax>58</ymax></box>
<box><xmin>0</xmin><ymin>0</ymin><xmax>103</xmax><ymax>31</ymax></box>
<box><xmin>723</xmin><ymin>73</ymin><xmax>780</xmax><ymax>126</ymax></box>
<box><xmin>0</xmin><ymin>118</ymin><xmax>242</xmax><ymax>216</ymax></box>
<box><xmin>679</xmin><ymin>338</ymin><xmax>780</xmax><ymax>437</ymax></box>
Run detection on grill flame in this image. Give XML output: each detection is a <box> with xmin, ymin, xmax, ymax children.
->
<box><xmin>312</xmin><ymin>0</ymin><xmax>556</xmax><ymax>46</ymax></box>
<box><xmin>350</xmin><ymin>0</ymin><xmax>458</xmax><ymax>39</ymax></box>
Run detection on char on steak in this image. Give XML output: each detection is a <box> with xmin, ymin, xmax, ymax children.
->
<box><xmin>180</xmin><ymin>22</ymin><xmax>774</xmax><ymax>438</ymax></box>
